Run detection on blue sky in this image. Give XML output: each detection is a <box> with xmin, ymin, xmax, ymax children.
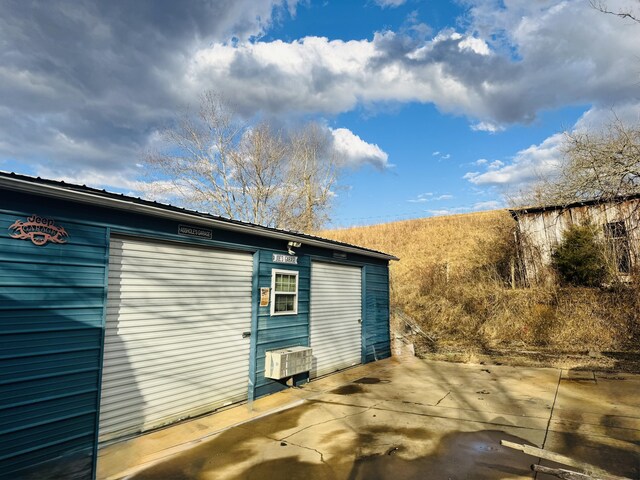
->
<box><xmin>1</xmin><ymin>0</ymin><xmax>639</xmax><ymax>227</ymax></box>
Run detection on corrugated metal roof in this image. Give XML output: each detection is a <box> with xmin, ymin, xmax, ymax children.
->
<box><xmin>0</xmin><ymin>171</ymin><xmax>398</xmax><ymax>261</ymax></box>
<box><xmin>509</xmin><ymin>193</ymin><xmax>640</xmax><ymax>218</ymax></box>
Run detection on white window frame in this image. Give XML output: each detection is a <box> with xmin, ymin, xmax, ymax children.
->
<box><xmin>270</xmin><ymin>269</ymin><xmax>299</xmax><ymax>316</ymax></box>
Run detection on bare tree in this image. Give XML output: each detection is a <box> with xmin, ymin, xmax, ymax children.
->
<box><xmin>284</xmin><ymin>123</ymin><xmax>339</xmax><ymax>232</ymax></box>
<box><xmin>144</xmin><ymin>92</ymin><xmax>340</xmax><ymax>230</ymax></box>
<box><xmin>591</xmin><ymin>0</ymin><xmax>640</xmax><ymax>23</ymax></box>
<box><xmin>144</xmin><ymin>92</ymin><xmax>246</xmax><ymax>218</ymax></box>
<box><xmin>232</xmin><ymin>122</ymin><xmax>290</xmax><ymax>227</ymax></box>
<box><xmin>516</xmin><ymin>117</ymin><xmax>640</xmax><ymax>207</ymax></box>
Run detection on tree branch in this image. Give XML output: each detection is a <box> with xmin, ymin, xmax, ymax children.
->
<box><xmin>590</xmin><ymin>0</ymin><xmax>640</xmax><ymax>23</ymax></box>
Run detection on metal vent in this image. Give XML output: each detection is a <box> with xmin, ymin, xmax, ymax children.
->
<box><xmin>265</xmin><ymin>346</ymin><xmax>313</xmax><ymax>379</ymax></box>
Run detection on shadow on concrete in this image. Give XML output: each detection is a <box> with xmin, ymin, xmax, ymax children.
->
<box><xmin>348</xmin><ymin>430</ymin><xmax>536</xmax><ymax>480</ymax></box>
<box><xmin>536</xmin><ymin>369</ymin><xmax>640</xmax><ymax>479</ymax></box>
<box><xmin>128</xmin><ymin>358</ymin><xmax>639</xmax><ymax>480</ymax></box>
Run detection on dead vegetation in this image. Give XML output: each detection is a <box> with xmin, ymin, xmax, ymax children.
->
<box><xmin>321</xmin><ymin>210</ymin><xmax>640</xmax><ymax>365</ymax></box>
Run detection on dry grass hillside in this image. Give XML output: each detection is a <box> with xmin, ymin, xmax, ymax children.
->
<box><xmin>321</xmin><ymin>210</ymin><xmax>640</xmax><ymax>365</ymax></box>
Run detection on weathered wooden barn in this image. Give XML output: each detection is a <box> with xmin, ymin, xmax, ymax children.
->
<box><xmin>510</xmin><ymin>195</ymin><xmax>640</xmax><ymax>284</ymax></box>
<box><xmin>0</xmin><ymin>172</ymin><xmax>396</xmax><ymax>479</ymax></box>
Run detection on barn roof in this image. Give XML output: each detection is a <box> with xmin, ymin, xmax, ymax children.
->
<box><xmin>0</xmin><ymin>170</ymin><xmax>398</xmax><ymax>261</ymax></box>
<box><xmin>509</xmin><ymin>193</ymin><xmax>640</xmax><ymax>218</ymax></box>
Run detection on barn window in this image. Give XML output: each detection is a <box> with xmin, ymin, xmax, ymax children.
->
<box><xmin>604</xmin><ymin>221</ymin><xmax>631</xmax><ymax>274</ymax></box>
<box><xmin>271</xmin><ymin>269</ymin><xmax>298</xmax><ymax>315</ymax></box>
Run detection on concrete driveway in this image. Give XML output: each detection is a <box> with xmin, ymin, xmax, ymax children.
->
<box><xmin>98</xmin><ymin>357</ymin><xmax>640</xmax><ymax>479</ymax></box>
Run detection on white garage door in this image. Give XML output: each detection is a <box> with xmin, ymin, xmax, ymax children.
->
<box><xmin>310</xmin><ymin>262</ymin><xmax>362</xmax><ymax>378</ymax></box>
<box><xmin>99</xmin><ymin>236</ymin><xmax>253</xmax><ymax>442</ymax></box>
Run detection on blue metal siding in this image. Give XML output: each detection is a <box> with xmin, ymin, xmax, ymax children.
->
<box><xmin>253</xmin><ymin>250</ymin><xmax>311</xmax><ymax>398</ymax></box>
<box><xmin>364</xmin><ymin>264</ymin><xmax>391</xmax><ymax>363</ymax></box>
<box><xmin>0</xmin><ymin>189</ymin><xmax>392</xmax><ymax>478</ymax></box>
<box><xmin>252</xmin><ymin>254</ymin><xmax>391</xmax><ymax>398</ymax></box>
<box><xmin>0</xmin><ymin>211</ymin><xmax>107</xmax><ymax>480</ymax></box>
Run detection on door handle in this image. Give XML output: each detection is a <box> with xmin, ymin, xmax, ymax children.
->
<box><xmin>242</xmin><ymin>331</ymin><xmax>251</xmax><ymax>338</ymax></box>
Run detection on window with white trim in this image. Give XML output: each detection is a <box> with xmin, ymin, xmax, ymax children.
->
<box><xmin>271</xmin><ymin>269</ymin><xmax>299</xmax><ymax>315</ymax></box>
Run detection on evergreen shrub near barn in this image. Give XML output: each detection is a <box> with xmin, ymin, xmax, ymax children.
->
<box><xmin>552</xmin><ymin>223</ymin><xmax>607</xmax><ymax>287</ymax></box>
<box><xmin>322</xmin><ymin>210</ymin><xmax>640</xmax><ymax>357</ymax></box>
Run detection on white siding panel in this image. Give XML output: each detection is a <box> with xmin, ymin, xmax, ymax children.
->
<box><xmin>99</xmin><ymin>236</ymin><xmax>253</xmax><ymax>442</ymax></box>
<box><xmin>310</xmin><ymin>262</ymin><xmax>362</xmax><ymax>378</ymax></box>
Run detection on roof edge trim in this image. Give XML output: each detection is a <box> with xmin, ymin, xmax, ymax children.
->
<box><xmin>0</xmin><ymin>175</ymin><xmax>399</xmax><ymax>261</ymax></box>
<box><xmin>509</xmin><ymin>193</ymin><xmax>640</xmax><ymax>217</ymax></box>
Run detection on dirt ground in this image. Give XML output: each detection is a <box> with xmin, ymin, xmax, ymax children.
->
<box><xmin>112</xmin><ymin>356</ymin><xmax>640</xmax><ymax>480</ymax></box>
<box><xmin>419</xmin><ymin>348</ymin><xmax>640</xmax><ymax>374</ymax></box>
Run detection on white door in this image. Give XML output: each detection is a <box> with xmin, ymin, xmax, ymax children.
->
<box><xmin>99</xmin><ymin>236</ymin><xmax>253</xmax><ymax>442</ymax></box>
<box><xmin>310</xmin><ymin>262</ymin><xmax>362</xmax><ymax>378</ymax></box>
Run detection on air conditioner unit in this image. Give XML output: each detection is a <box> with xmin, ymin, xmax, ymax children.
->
<box><xmin>265</xmin><ymin>346</ymin><xmax>313</xmax><ymax>380</ymax></box>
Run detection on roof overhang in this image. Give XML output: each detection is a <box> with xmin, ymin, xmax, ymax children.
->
<box><xmin>0</xmin><ymin>174</ymin><xmax>399</xmax><ymax>262</ymax></box>
<box><xmin>510</xmin><ymin>194</ymin><xmax>640</xmax><ymax>219</ymax></box>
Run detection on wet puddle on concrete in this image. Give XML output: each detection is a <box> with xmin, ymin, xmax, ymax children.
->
<box><xmin>331</xmin><ymin>384</ymin><xmax>365</xmax><ymax>395</ymax></box>
<box><xmin>353</xmin><ymin>377</ymin><xmax>390</xmax><ymax>385</ymax></box>
<box><xmin>349</xmin><ymin>430</ymin><xmax>536</xmax><ymax>480</ymax></box>
<box><xmin>331</xmin><ymin>377</ymin><xmax>390</xmax><ymax>395</ymax></box>
<box><xmin>131</xmin><ymin>410</ymin><xmax>538</xmax><ymax>480</ymax></box>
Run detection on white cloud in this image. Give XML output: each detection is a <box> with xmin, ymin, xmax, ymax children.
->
<box><xmin>35</xmin><ymin>168</ymin><xmax>140</xmax><ymax>192</ymax></box>
<box><xmin>573</xmin><ymin>102</ymin><xmax>640</xmax><ymax>133</ymax></box>
<box><xmin>330</xmin><ymin>127</ymin><xmax>390</xmax><ymax>169</ymax></box>
<box><xmin>458</xmin><ymin>35</ymin><xmax>490</xmax><ymax>56</ymax></box>
<box><xmin>427</xmin><ymin>199</ymin><xmax>502</xmax><ymax>216</ymax></box>
<box><xmin>471</xmin><ymin>122</ymin><xmax>505</xmax><ymax>133</ymax></box>
<box><xmin>464</xmin><ymin>133</ymin><xmax>563</xmax><ymax>187</ymax></box>
<box><xmin>408</xmin><ymin>192</ymin><xmax>452</xmax><ymax>203</ymax></box>
<box><xmin>472</xmin><ymin>200</ymin><xmax>502</xmax><ymax>210</ymax></box>
<box><xmin>33</xmin><ymin>167</ymin><xmax>185</xmax><ymax>205</ymax></box>
<box><xmin>185</xmin><ymin>1</ymin><xmax>640</xmax><ymax>128</ymax></box>
<box><xmin>0</xmin><ymin>0</ymin><xmax>301</xmax><ymax>181</ymax></box>
<box><xmin>463</xmin><ymin>101</ymin><xmax>640</xmax><ymax>192</ymax></box>
<box><xmin>408</xmin><ymin>192</ymin><xmax>433</xmax><ymax>203</ymax></box>
<box><xmin>432</xmin><ymin>151</ymin><xmax>451</xmax><ymax>161</ymax></box>
<box><xmin>2</xmin><ymin>0</ymin><xmax>640</xmax><ymax>187</ymax></box>
<box><xmin>189</xmin><ymin>32</ymin><xmax>484</xmax><ymax>117</ymax></box>
<box><xmin>428</xmin><ymin>207</ymin><xmax>468</xmax><ymax>216</ymax></box>
<box><xmin>374</xmin><ymin>0</ymin><xmax>407</xmax><ymax>7</ymax></box>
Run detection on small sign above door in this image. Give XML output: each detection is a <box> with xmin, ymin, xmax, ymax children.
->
<box><xmin>178</xmin><ymin>224</ymin><xmax>213</xmax><ymax>240</ymax></box>
<box><xmin>272</xmin><ymin>253</ymin><xmax>298</xmax><ymax>264</ymax></box>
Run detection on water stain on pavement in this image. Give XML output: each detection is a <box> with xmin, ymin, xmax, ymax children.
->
<box><xmin>348</xmin><ymin>430</ymin><xmax>536</xmax><ymax>480</ymax></box>
<box><xmin>331</xmin><ymin>377</ymin><xmax>390</xmax><ymax>394</ymax></box>
<box><xmin>331</xmin><ymin>384</ymin><xmax>364</xmax><ymax>395</ymax></box>
<box><xmin>129</xmin><ymin>401</ymin><xmax>639</xmax><ymax>480</ymax></box>
<box><xmin>131</xmin><ymin>405</ymin><xmax>312</xmax><ymax>480</ymax></box>
<box><xmin>132</xmin><ymin>425</ymin><xmax>535</xmax><ymax>480</ymax></box>
<box><xmin>353</xmin><ymin>377</ymin><xmax>389</xmax><ymax>384</ymax></box>
<box><xmin>540</xmin><ymin>431</ymin><xmax>639</xmax><ymax>479</ymax></box>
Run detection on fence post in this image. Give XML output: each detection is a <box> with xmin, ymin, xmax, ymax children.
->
<box><xmin>510</xmin><ymin>257</ymin><xmax>516</xmax><ymax>289</ymax></box>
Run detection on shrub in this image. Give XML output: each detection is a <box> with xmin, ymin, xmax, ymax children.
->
<box><xmin>322</xmin><ymin>210</ymin><xmax>638</xmax><ymax>353</ymax></box>
<box><xmin>552</xmin><ymin>223</ymin><xmax>607</xmax><ymax>287</ymax></box>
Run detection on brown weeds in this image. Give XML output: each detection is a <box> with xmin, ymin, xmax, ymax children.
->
<box><xmin>321</xmin><ymin>210</ymin><xmax>640</xmax><ymax>355</ymax></box>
